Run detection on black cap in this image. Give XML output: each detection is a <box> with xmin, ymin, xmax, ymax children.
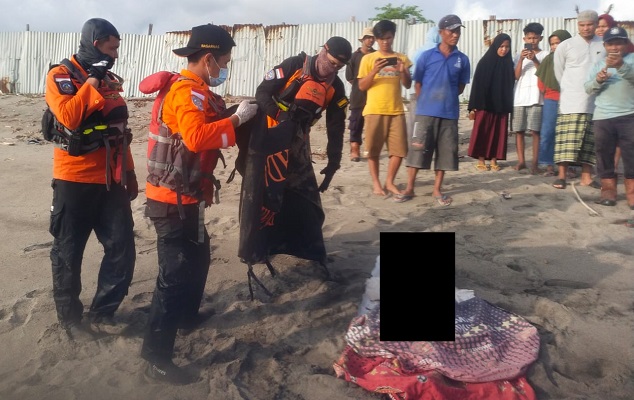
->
<box><xmin>325</xmin><ymin>36</ymin><xmax>352</xmax><ymax>63</ymax></box>
<box><xmin>438</xmin><ymin>14</ymin><xmax>465</xmax><ymax>30</ymax></box>
<box><xmin>604</xmin><ymin>26</ymin><xmax>629</xmax><ymax>42</ymax></box>
<box><xmin>173</xmin><ymin>24</ymin><xmax>236</xmax><ymax>57</ymax></box>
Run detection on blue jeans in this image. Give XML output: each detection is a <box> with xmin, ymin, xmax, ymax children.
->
<box><xmin>538</xmin><ymin>99</ymin><xmax>558</xmax><ymax>167</ymax></box>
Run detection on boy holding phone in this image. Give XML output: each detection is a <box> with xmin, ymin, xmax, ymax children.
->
<box><xmin>511</xmin><ymin>22</ymin><xmax>548</xmax><ymax>173</ymax></box>
<box><xmin>357</xmin><ymin>20</ymin><xmax>412</xmax><ymax>197</ymax></box>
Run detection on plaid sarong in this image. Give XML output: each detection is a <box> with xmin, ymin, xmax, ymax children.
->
<box><xmin>554</xmin><ymin>113</ymin><xmax>596</xmax><ymax>165</ymax></box>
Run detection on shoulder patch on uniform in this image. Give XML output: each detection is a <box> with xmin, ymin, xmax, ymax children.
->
<box><xmin>264</xmin><ymin>69</ymin><xmax>275</xmax><ymax>80</ymax></box>
<box><xmin>275</xmin><ymin>68</ymin><xmax>284</xmax><ymax>79</ymax></box>
<box><xmin>337</xmin><ymin>97</ymin><xmax>349</xmax><ymax>109</ymax></box>
<box><xmin>54</xmin><ymin>75</ymin><xmax>76</xmax><ymax>95</ymax></box>
<box><xmin>191</xmin><ymin>89</ymin><xmax>205</xmax><ymax>111</ymax></box>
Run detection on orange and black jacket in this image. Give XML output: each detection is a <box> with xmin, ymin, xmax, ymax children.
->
<box><xmin>45</xmin><ymin>55</ymin><xmax>134</xmax><ymax>184</ymax></box>
<box><xmin>144</xmin><ymin>69</ymin><xmax>236</xmax><ymax>205</ymax></box>
<box><xmin>255</xmin><ymin>53</ymin><xmax>348</xmax><ymax>167</ymax></box>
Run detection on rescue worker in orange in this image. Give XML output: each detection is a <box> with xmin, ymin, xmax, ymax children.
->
<box><xmin>255</xmin><ymin>36</ymin><xmax>352</xmax><ymax>193</ymax></box>
<box><xmin>140</xmin><ymin>23</ymin><xmax>258</xmax><ymax>385</ymax></box>
<box><xmin>45</xmin><ymin>18</ymin><xmax>138</xmax><ymax>341</ymax></box>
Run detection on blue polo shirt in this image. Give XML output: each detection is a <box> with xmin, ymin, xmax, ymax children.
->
<box><xmin>414</xmin><ymin>45</ymin><xmax>470</xmax><ymax>120</ymax></box>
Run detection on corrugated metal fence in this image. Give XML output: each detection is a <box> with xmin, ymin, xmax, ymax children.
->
<box><xmin>1</xmin><ymin>18</ymin><xmax>633</xmax><ymax>101</ymax></box>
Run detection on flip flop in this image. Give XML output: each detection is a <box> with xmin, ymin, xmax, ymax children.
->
<box><xmin>434</xmin><ymin>194</ymin><xmax>452</xmax><ymax>206</ymax></box>
<box><xmin>393</xmin><ymin>193</ymin><xmax>413</xmax><ymax>203</ymax></box>
<box><xmin>594</xmin><ymin>198</ymin><xmax>616</xmax><ymax>206</ymax></box>
<box><xmin>552</xmin><ymin>179</ymin><xmax>566</xmax><ymax>189</ymax></box>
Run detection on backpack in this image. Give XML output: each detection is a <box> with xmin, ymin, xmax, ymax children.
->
<box><xmin>41</xmin><ymin>59</ymin><xmax>85</xmax><ymax>145</ymax></box>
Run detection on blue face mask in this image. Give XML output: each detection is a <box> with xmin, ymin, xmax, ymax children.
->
<box><xmin>210</xmin><ymin>67</ymin><xmax>228</xmax><ymax>87</ymax></box>
<box><xmin>207</xmin><ymin>56</ymin><xmax>228</xmax><ymax>87</ymax></box>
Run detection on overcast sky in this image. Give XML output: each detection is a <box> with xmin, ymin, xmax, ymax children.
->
<box><xmin>3</xmin><ymin>0</ymin><xmax>633</xmax><ymax>35</ymax></box>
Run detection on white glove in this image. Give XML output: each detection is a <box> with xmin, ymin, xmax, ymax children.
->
<box><xmin>234</xmin><ymin>100</ymin><xmax>259</xmax><ymax>126</ymax></box>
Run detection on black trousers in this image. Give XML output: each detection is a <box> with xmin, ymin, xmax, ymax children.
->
<box><xmin>49</xmin><ymin>179</ymin><xmax>136</xmax><ymax>326</ymax></box>
<box><xmin>141</xmin><ymin>199</ymin><xmax>210</xmax><ymax>363</ymax></box>
<box><xmin>594</xmin><ymin>113</ymin><xmax>634</xmax><ymax>179</ymax></box>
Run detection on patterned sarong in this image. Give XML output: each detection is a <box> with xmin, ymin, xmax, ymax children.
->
<box><xmin>334</xmin><ymin>296</ymin><xmax>540</xmax><ymax>392</ymax></box>
<box><xmin>554</xmin><ymin>113</ymin><xmax>596</xmax><ymax>165</ymax></box>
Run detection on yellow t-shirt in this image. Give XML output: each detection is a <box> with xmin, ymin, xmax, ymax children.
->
<box><xmin>358</xmin><ymin>52</ymin><xmax>412</xmax><ymax>116</ymax></box>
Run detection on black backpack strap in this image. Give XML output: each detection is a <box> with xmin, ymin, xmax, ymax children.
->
<box><xmin>58</xmin><ymin>58</ymin><xmax>85</xmax><ymax>84</ymax></box>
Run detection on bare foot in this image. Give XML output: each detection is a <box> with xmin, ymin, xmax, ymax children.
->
<box><xmin>373</xmin><ymin>187</ymin><xmax>387</xmax><ymax>196</ymax></box>
<box><xmin>384</xmin><ymin>184</ymin><xmax>403</xmax><ymax>197</ymax></box>
<box><xmin>514</xmin><ymin>163</ymin><xmax>526</xmax><ymax>171</ymax></box>
<box><xmin>530</xmin><ymin>164</ymin><xmax>539</xmax><ymax>175</ymax></box>
<box><xmin>579</xmin><ymin>180</ymin><xmax>601</xmax><ymax>189</ymax></box>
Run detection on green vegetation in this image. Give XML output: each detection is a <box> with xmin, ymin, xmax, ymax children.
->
<box><xmin>372</xmin><ymin>3</ymin><xmax>433</xmax><ymax>23</ymax></box>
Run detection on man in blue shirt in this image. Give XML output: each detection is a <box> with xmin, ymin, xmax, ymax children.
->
<box><xmin>399</xmin><ymin>15</ymin><xmax>470</xmax><ymax>205</ymax></box>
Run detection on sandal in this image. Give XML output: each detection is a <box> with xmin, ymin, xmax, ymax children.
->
<box><xmin>489</xmin><ymin>164</ymin><xmax>501</xmax><ymax>171</ymax></box>
<box><xmin>475</xmin><ymin>164</ymin><xmax>489</xmax><ymax>172</ymax></box>
<box><xmin>393</xmin><ymin>193</ymin><xmax>414</xmax><ymax>203</ymax></box>
<box><xmin>434</xmin><ymin>194</ymin><xmax>453</xmax><ymax>206</ymax></box>
<box><xmin>552</xmin><ymin>179</ymin><xmax>567</xmax><ymax>189</ymax></box>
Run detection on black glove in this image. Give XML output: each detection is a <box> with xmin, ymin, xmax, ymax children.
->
<box><xmin>87</xmin><ymin>55</ymin><xmax>115</xmax><ymax>81</ymax></box>
<box><xmin>125</xmin><ymin>170</ymin><xmax>139</xmax><ymax>201</ymax></box>
<box><xmin>318</xmin><ymin>163</ymin><xmax>339</xmax><ymax>193</ymax></box>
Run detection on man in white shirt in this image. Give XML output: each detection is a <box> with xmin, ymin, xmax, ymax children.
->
<box><xmin>552</xmin><ymin>9</ymin><xmax>605</xmax><ymax>189</ymax></box>
<box><xmin>511</xmin><ymin>22</ymin><xmax>548</xmax><ymax>174</ymax></box>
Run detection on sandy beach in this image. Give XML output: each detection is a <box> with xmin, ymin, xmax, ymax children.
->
<box><xmin>0</xmin><ymin>93</ymin><xmax>632</xmax><ymax>399</ymax></box>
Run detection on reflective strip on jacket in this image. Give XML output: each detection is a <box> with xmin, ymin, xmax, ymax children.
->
<box><xmin>144</xmin><ymin>69</ymin><xmax>236</xmax><ymax>205</ymax></box>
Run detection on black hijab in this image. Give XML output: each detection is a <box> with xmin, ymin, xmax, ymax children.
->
<box><xmin>468</xmin><ymin>33</ymin><xmax>514</xmax><ymax>114</ymax></box>
<box><xmin>76</xmin><ymin>18</ymin><xmax>120</xmax><ymax>71</ymax></box>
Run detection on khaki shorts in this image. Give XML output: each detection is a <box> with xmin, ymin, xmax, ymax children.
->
<box><xmin>363</xmin><ymin>114</ymin><xmax>408</xmax><ymax>158</ymax></box>
<box><xmin>511</xmin><ymin>105</ymin><xmax>542</xmax><ymax>133</ymax></box>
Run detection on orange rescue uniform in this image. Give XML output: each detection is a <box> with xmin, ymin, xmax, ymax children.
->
<box><xmin>144</xmin><ymin>69</ymin><xmax>236</xmax><ymax>204</ymax></box>
<box><xmin>45</xmin><ymin>55</ymin><xmax>135</xmax><ymax>183</ymax></box>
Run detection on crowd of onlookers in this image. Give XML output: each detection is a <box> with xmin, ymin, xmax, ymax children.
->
<box><xmin>345</xmin><ymin>10</ymin><xmax>634</xmax><ymax>227</ymax></box>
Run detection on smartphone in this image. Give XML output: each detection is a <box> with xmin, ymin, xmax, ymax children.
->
<box><xmin>382</xmin><ymin>57</ymin><xmax>398</xmax><ymax>66</ymax></box>
<box><xmin>524</xmin><ymin>43</ymin><xmax>533</xmax><ymax>51</ymax></box>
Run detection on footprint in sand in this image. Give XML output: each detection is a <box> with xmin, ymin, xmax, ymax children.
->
<box><xmin>511</xmin><ymin>204</ymin><xmax>536</xmax><ymax>212</ymax></box>
<box><xmin>0</xmin><ymin>289</ymin><xmax>47</xmax><ymax>332</ymax></box>
<box><xmin>506</xmin><ymin>263</ymin><xmax>523</xmax><ymax>272</ymax></box>
<box><xmin>23</xmin><ymin>241</ymin><xmax>53</xmax><ymax>253</ymax></box>
<box><xmin>543</xmin><ymin>279</ymin><xmax>592</xmax><ymax>289</ymax></box>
